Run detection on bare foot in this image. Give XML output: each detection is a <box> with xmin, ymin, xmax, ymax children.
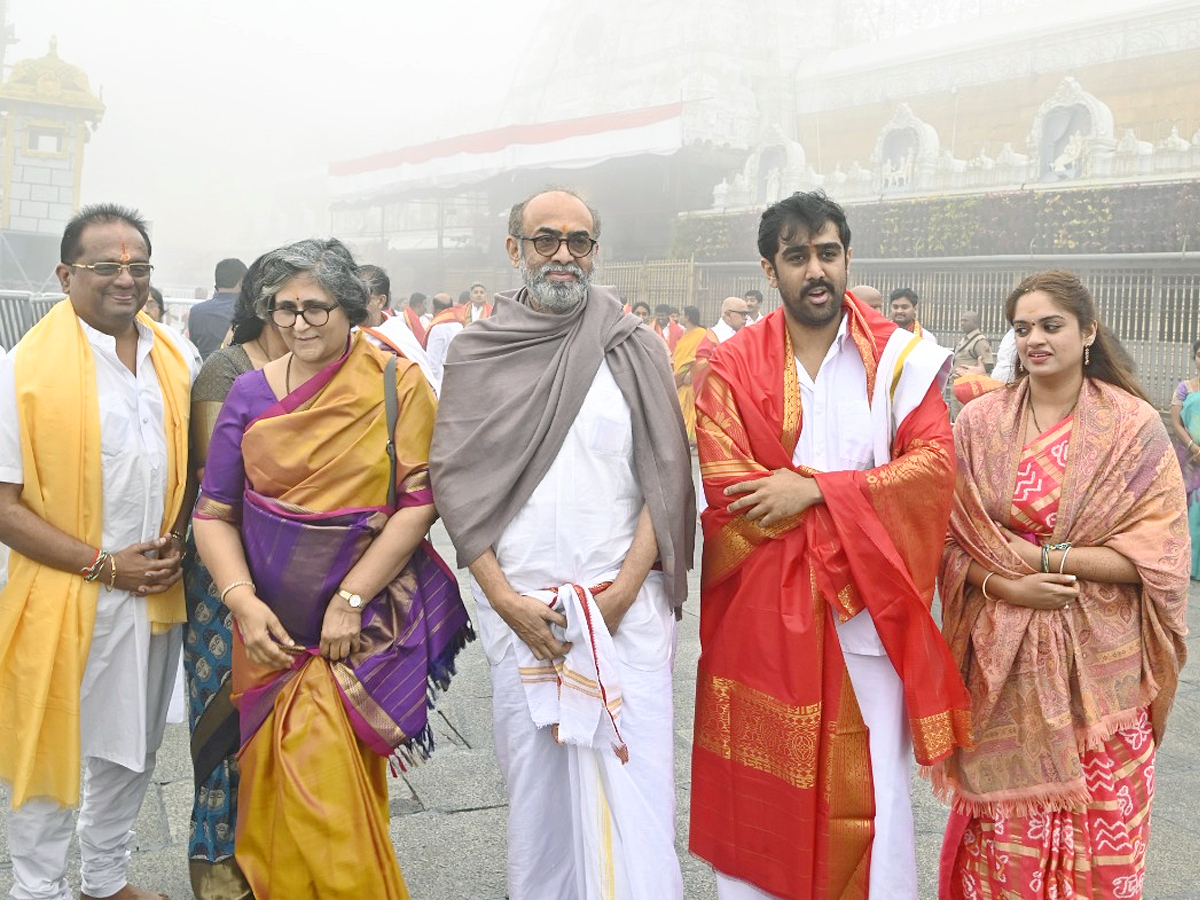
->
<box><xmin>80</xmin><ymin>884</ymin><xmax>170</xmax><ymax>900</ymax></box>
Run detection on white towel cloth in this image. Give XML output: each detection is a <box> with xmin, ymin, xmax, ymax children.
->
<box><xmin>517</xmin><ymin>583</ymin><xmax>628</xmax><ymax>762</ymax></box>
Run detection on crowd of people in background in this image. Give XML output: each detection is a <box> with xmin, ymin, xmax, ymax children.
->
<box><xmin>0</xmin><ymin>188</ymin><xmax>1189</xmax><ymax>900</ymax></box>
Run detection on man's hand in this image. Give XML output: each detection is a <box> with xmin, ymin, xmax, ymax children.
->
<box><xmin>111</xmin><ymin>536</ymin><xmax>183</xmax><ymax>594</ymax></box>
<box><xmin>595</xmin><ymin>586</ymin><xmax>635</xmax><ymax>636</ymax></box>
<box><xmin>492</xmin><ymin>590</ymin><xmax>570</xmax><ymax>661</ymax></box>
<box><xmin>725</xmin><ymin>469</ymin><xmax>822</xmax><ymax>528</ymax></box>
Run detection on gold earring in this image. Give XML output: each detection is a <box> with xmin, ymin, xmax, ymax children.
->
<box><xmin>1084</xmin><ymin>345</ymin><xmax>1091</xmax><ymax>367</ymax></box>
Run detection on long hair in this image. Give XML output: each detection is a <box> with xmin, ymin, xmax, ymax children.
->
<box><xmin>1004</xmin><ymin>270</ymin><xmax>1148</xmax><ymax>403</ymax></box>
<box><xmin>229</xmin><ymin>254</ymin><xmax>269</xmax><ymax>345</ymax></box>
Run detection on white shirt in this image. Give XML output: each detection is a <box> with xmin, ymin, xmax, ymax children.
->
<box><xmin>471</xmin><ymin>360</ymin><xmax>674</xmax><ymax>671</ymax></box>
<box><xmin>467</xmin><ymin>304</ymin><xmax>489</xmax><ymax>323</ymax></box>
<box><xmin>791</xmin><ymin>314</ymin><xmax>885</xmax><ymax>655</ymax></box>
<box><xmin>0</xmin><ymin>318</ymin><xmax>198</xmax><ymax>768</ymax></box>
<box><xmin>992</xmin><ymin>328</ymin><xmax>1017</xmax><ymax>382</ymax></box>
<box><xmin>918</xmin><ymin>326</ymin><xmax>938</xmax><ymax>345</ymax></box>
<box><xmin>425</xmin><ymin>320</ymin><xmax>464</xmax><ymax>384</ymax></box>
<box><xmin>363</xmin><ymin>319</ymin><xmax>441</xmax><ymax>396</ymax></box>
<box><xmin>711</xmin><ymin>319</ymin><xmax>737</xmax><ymax>343</ymax></box>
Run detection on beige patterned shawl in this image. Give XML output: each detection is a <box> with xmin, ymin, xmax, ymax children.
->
<box><xmin>935</xmin><ymin>377</ymin><xmax>1189</xmax><ymax>814</ymax></box>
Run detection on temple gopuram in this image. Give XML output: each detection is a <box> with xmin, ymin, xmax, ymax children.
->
<box><xmin>329</xmin><ymin>0</ymin><xmax>1198</xmax><ymax>406</ymax></box>
<box><xmin>0</xmin><ymin>35</ymin><xmax>104</xmax><ymax>291</ymax></box>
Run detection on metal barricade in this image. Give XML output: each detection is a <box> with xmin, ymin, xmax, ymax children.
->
<box><xmin>0</xmin><ymin>292</ymin><xmax>33</xmax><ymax>351</ymax></box>
<box><xmin>29</xmin><ymin>295</ymin><xmax>61</xmax><ymax>325</ymax></box>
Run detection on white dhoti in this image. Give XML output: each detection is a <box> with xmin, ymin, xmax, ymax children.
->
<box><xmin>7</xmin><ymin>626</ymin><xmax>181</xmax><ymax>900</ymax></box>
<box><xmin>490</xmin><ymin>637</ymin><xmax>680</xmax><ymax>900</ymax></box>
<box><xmin>473</xmin><ymin>360</ymin><xmax>684</xmax><ymax>900</ymax></box>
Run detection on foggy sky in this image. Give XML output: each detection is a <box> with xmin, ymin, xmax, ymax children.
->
<box><xmin>11</xmin><ymin>0</ymin><xmax>535</xmax><ymax>289</ymax></box>
<box><xmin>9</xmin><ymin>0</ymin><xmax>1168</xmax><ymax>291</ymax></box>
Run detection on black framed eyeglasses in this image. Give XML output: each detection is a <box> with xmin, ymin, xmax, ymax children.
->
<box><xmin>268</xmin><ymin>303</ymin><xmax>339</xmax><ymax>327</ymax></box>
<box><xmin>517</xmin><ymin>233</ymin><xmax>598</xmax><ymax>258</ymax></box>
<box><xmin>70</xmin><ymin>262</ymin><xmax>154</xmax><ymax>279</ymax></box>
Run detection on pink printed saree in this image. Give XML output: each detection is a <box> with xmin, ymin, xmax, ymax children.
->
<box><xmin>935</xmin><ymin>378</ymin><xmax>1189</xmax><ymax>899</ymax></box>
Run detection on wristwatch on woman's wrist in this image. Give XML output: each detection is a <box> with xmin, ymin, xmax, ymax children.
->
<box><xmin>336</xmin><ymin>588</ymin><xmax>364</xmax><ymax>609</ymax></box>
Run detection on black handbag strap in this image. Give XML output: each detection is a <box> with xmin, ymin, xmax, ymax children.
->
<box><xmin>384</xmin><ymin>354</ymin><xmax>398</xmax><ymax>509</ymax></box>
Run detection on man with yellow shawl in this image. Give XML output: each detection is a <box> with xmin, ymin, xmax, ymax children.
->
<box><xmin>672</xmin><ymin>304</ymin><xmax>707</xmax><ymax>443</ymax></box>
<box><xmin>0</xmin><ymin>204</ymin><xmax>197</xmax><ymax>900</ymax></box>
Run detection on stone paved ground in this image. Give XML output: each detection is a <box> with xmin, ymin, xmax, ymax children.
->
<box><xmin>3</xmin><ymin>522</ymin><xmax>1198</xmax><ymax>898</ymax></box>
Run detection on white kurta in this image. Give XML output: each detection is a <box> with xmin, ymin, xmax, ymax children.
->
<box><xmin>992</xmin><ymin>327</ymin><xmax>1017</xmax><ymax>382</ymax></box>
<box><xmin>470</xmin><ymin>360</ymin><xmax>682</xmax><ymax>900</ymax></box>
<box><xmin>711</xmin><ymin>319</ymin><xmax>737</xmax><ymax>343</ymax></box>
<box><xmin>716</xmin><ymin>317</ymin><xmax>950</xmax><ymax>900</ymax></box>
<box><xmin>425</xmin><ymin>319</ymin><xmax>463</xmax><ymax>383</ymax></box>
<box><xmin>0</xmin><ymin>318</ymin><xmax>197</xmax><ymax>769</ymax></box>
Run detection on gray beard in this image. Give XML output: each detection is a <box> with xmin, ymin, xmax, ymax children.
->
<box><xmin>519</xmin><ymin>255</ymin><xmax>592</xmax><ymax>312</ymax></box>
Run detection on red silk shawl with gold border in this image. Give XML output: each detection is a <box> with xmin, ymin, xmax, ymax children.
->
<box><xmin>690</xmin><ymin>299</ymin><xmax>971</xmax><ymax>900</ymax></box>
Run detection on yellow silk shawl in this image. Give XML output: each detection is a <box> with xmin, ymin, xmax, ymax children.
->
<box><xmin>0</xmin><ymin>299</ymin><xmax>190</xmax><ymax>808</ymax></box>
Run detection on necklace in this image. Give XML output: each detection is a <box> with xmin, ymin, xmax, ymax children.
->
<box><xmin>285</xmin><ymin>354</ymin><xmax>293</xmax><ymax>395</ymax></box>
<box><xmin>1029</xmin><ymin>394</ymin><xmax>1078</xmax><ymax>435</ymax></box>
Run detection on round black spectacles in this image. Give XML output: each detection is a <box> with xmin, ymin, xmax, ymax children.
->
<box><xmin>268</xmin><ymin>304</ymin><xmax>339</xmax><ymax>327</ymax></box>
<box><xmin>518</xmin><ymin>234</ymin><xmax>598</xmax><ymax>258</ymax></box>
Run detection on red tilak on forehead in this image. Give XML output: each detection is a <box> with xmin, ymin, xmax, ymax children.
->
<box><xmin>120</xmin><ymin>242</ymin><xmax>130</xmax><ymax>263</ymax></box>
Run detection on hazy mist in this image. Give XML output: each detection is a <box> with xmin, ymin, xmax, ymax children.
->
<box><xmin>11</xmin><ymin>0</ymin><xmax>536</xmax><ymax>288</ymax></box>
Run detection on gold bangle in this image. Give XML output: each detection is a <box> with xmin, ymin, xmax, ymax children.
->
<box><xmin>220</xmin><ymin>580</ymin><xmax>255</xmax><ymax>603</ymax></box>
<box><xmin>106</xmin><ymin>555</ymin><xmax>118</xmax><ymax>592</ymax></box>
<box><xmin>981</xmin><ymin>571</ymin><xmax>997</xmax><ymax>601</ymax></box>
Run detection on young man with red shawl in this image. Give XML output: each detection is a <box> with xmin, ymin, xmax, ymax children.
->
<box><xmin>691</xmin><ymin>191</ymin><xmax>973</xmax><ymax>900</ymax></box>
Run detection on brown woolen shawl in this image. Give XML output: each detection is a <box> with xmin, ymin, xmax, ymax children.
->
<box><xmin>430</xmin><ymin>285</ymin><xmax>695</xmax><ymax>612</ymax></box>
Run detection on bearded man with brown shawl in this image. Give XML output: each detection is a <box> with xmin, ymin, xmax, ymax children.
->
<box><xmin>431</xmin><ymin>189</ymin><xmax>694</xmax><ymax>900</ymax></box>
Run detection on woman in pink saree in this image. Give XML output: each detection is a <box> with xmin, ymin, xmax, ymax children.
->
<box><xmin>935</xmin><ymin>270</ymin><xmax>1189</xmax><ymax>900</ymax></box>
<box><xmin>194</xmin><ymin>239</ymin><xmax>472</xmax><ymax>899</ymax></box>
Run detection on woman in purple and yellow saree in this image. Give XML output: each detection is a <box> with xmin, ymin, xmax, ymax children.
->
<box><xmin>194</xmin><ymin>239</ymin><xmax>472</xmax><ymax>900</ymax></box>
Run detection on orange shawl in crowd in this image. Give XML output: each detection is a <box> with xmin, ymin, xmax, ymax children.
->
<box><xmin>690</xmin><ymin>301</ymin><xmax>972</xmax><ymax>900</ymax></box>
<box><xmin>951</xmin><ymin>373</ymin><xmax>1005</xmax><ymax>406</ymax></box>
<box><xmin>421</xmin><ymin>307</ymin><xmax>463</xmax><ymax>348</ymax></box>
<box><xmin>464</xmin><ymin>302</ymin><xmax>493</xmax><ymax>323</ymax></box>
<box><xmin>654</xmin><ymin>319</ymin><xmax>685</xmax><ymax>351</ymax></box>
<box><xmin>402</xmin><ymin>306</ymin><xmax>426</xmax><ymax>344</ymax></box>
<box><xmin>672</xmin><ymin>325</ymin><xmax>707</xmax><ymax>442</ymax></box>
<box><xmin>935</xmin><ymin>379</ymin><xmax>1189</xmax><ymax>814</ymax></box>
